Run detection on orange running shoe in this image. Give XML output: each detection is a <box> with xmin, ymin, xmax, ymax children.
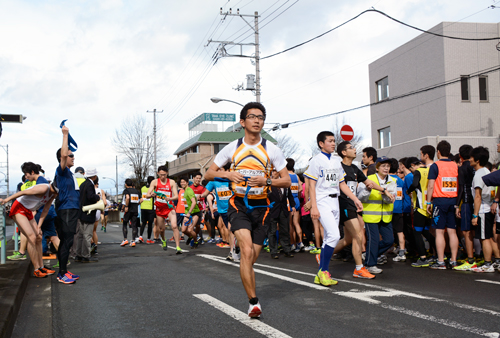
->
<box><xmin>40</xmin><ymin>266</ymin><xmax>56</xmax><ymax>275</ymax></box>
<box><xmin>353</xmin><ymin>266</ymin><xmax>376</xmax><ymax>279</ymax></box>
<box><xmin>33</xmin><ymin>269</ymin><xmax>48</xmax><ymax>278</ymax></box>
<box><xmin>130</xmin><ymin>241</ymin><xmax>136</xmax><ymax>247</ymax></box>
<box><xmin>120</xmin><ymin>240</ymin><xmax>129</xmax><ymax>247</ymax></box>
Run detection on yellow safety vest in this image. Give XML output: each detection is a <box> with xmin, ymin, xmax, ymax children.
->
<box><xmin>140</xmin><ymin>185</ymin><xmax>153</xmax><ymax>210</ymax></box>
<box><xmin>20</xmin><ymin>180</ymin><xmax>36</xmax><ymax>191</ymax></box>
<box><xmin>412</xmin><ymin>167</ymin><xmax>431</xmax><ymax>218</ymax></box>
<box><xmin>362</xmin><ymin>174</ymin><xmax>396</xmax><ymax>224</ymax></box>
<box><xmin>76</xmin><ymin>177</ymin><xmax>85</xmax><ymax>187</ymax></box>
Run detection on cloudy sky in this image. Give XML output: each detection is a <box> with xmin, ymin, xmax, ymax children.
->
<box><xmin>0</xmin><ymin>0</ymin><xmax>498</xmax><ymax>195</ymax></box>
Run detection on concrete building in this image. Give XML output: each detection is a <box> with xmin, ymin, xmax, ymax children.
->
<box><xmin>368</xmin><ymin>21</ymin><xmax>500</xmax><ymax>162</ymax></box>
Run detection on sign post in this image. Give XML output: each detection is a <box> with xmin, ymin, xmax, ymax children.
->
<box><xmin>340</xmin><ymin>125</ymin><xmax>354</xmax><ymax>142</ymax></box>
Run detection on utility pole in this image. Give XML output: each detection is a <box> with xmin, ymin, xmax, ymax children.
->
<box><xmin>207</xmin><ymin>8</ymin><xmax>261</xmax><ymax>102</ymax></box>
<box><xmin>115</xmin><ymin>155</ymin><xmax>118</xmax><ymax>202</ymax></box>
<box><xmin>147</xmin><ymin>109</ymin><xmax>163</xmax><ymax>174</ymax></box>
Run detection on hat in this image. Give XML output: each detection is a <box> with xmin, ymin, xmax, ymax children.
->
<box><xmin>86</xmin><ymin>167</ymin><xmax>98</xmax><ymax>177</ymax></box>
<box><xmin>375</xmin><ymin>156</ymin><xmax>391</xmax><ymax>164</ymax></box>
<box><xmin>75</xmin><ymin>166</ymin><xmax>85</xmax><ymax>174</ymax></box>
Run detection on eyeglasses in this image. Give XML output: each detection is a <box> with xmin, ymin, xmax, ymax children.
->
<box><xmin>246</xmin><ymin>114</ymin><xmax>265</xmax><ymax>121</ymax></box>
<box><xmin>346</xmin><ymin>146</ymin><xmax>355</xmax><ymax>150</ymax></box>
<box><xmin>68</xmin><ymin>154</ymin><xmax>74</xmax><ymax>158</ymax></box>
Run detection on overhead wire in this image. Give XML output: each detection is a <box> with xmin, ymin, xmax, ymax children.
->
<box><xmin>261</xmin><ymin>8</ymin><xmax>500</xmax><ymax>60</ymax></box>
<box><xmin>265</xmin><ymin>65</ymin><xmax>500</xmax><ymax>130</ymax></box>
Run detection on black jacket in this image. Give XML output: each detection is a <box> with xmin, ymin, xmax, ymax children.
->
<box><xmin>269</xmin><ymin>186</ymin><xmax>296</xmax><ymax>219</ymax></box>
<box><xmin>79</xmin><ymin>178</ymin><xmax>101</xmax><ymax>223</ymax></box>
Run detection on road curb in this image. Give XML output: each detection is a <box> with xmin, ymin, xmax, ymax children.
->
<box><xmin>0</xmin><ymin>239</ymin><xmax>32</xmax><ymax>338</ymax></box>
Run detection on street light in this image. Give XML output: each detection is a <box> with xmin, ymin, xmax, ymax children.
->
<box><xmin>210</xmin><ymin>97</ymin><xmax>244</xmax><ymax>132</ymax></box>
<box><xmin>103</xmin><ymin>177</ymin><xmax>118</xmax><ymax>202</ymax></box>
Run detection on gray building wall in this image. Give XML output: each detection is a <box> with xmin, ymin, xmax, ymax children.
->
<box><xmin>368</xmin><ymin>21</ymin><xmax>500</xmax><ymax>162</ymax></box>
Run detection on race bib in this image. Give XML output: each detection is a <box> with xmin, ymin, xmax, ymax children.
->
<box><xmin>156</xmin><ymin>191</ymin><xmax>171</xmax><ymax>203</ymax></box>
<box><xmin>491</xmin><ymin>189</ymin><xmax>496</xmax><ymax>200</ymax></box>
<box><xmin>291</xmin><ymin>183</ymin><xmax>299</xmax><ymax>195</ymax></box>
<box><xmin>346</xmin><ymin>181</ymin><xmax>357</xmax><ymax>194</ymax></box>
<box><xmin>396</xmin><ymin>187</ymin><xmax>403</xmax><ymax>201</ymax></box>
<box><xmin>142</xmin><ymin>192</ymin><xmax>150</xmax><ymax>201</ymax></box>
<box><xmin>324</xmin><ymin>168</ymin><xmax>339</xmax><ymax>189</ymax></box>
<box><xmin>216</xmin><ymin>187</ymin><xmax>232</xmax><ymax>200</ymax></box>
<box><xmin>235</xmin><ymin>169</ymin><xmax>266</xmax><ymax>197</ymax></box>
<box><xmin>442</xmin><ymin>177</ymin><xmax>457</xmax><ymax>192</ymax></box>
<box><xmin>130</xmin><ymin>194</ymin><xmax>139</xmax><ymax>203</ymax></box>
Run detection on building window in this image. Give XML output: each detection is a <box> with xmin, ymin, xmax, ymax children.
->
<box><xmin>378</xmin><ymin>127</ymin><xmax>391</xmax><ymax>148</ymax></box>
<box><xmin>479</xmin><ymin>76</ymin><xmax>488</xmax><ymax>102</ymax></box>
<box><xmin>376</xmin><ymin>77</ymin><xmax>389</xmax><ymax>101</ymax></box>
<box><xmin>213</xmin><ymin>143</ymin><xmax>229</xmax><ymax>154</ymax></box>
<box><xmin>461</xmin><ymin>76</ymin><xmax>470</xmax><ymax>101</ymax></box>
<box><xmin>191</xmin><ymin>145</ymin><xmax>199</xmax><ymax>153</ymax></box>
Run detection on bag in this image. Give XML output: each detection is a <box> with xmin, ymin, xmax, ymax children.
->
<box><xmin>356</xmin><ymin>182</ymin><xmax>371</xmax><ymax>203</ymax></box>
<box><xmin>382</xmin><ymin>179</ymin><xmax>397</xmax><ymax>204</ymax></box>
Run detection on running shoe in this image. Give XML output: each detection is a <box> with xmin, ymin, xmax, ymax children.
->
<box><xmin>205</xmin><ymin>237</ymin><xmax>212</xmax><ymax>242</ymax></box>
<box><xmin>189</xmin><ymin>239</ymin><xmax>195</xmax><ymax>248</ymax></box>
<box><xmin>411</xmin><ymin>258</ymin><xmax>429</xmax><ymax>268</ymax></box>
<box><xmin>146</xmin><ymin>239</ymin><xmax>155</xmax><ymax>244</ymax></box>
<box><xmin>393</xmin><ymin>254</ymin><xmax>406</xmax><ymax>262</ymax></box>
<box><xmin>294</xmin><ymin>242</ymin><xmax>304</xmax><ymax>253</ymax></box>
<box><xmin>233</xmin><ymin>251</ymin><xmax>241</xmax><ymax>262</ymax></box>
<box><xmin>377</xmin><ymin>255</ymin><xmax>388</xmax><ymax>265</ymax></box>
<box><xmin>52</xmin><ymin>261</ymin><xmax>60</xmax><ymax>268</ymax></box>
<box><xmin>314</xmin><ymin>270</ymin><xmax>338</xmax><ymax>286</ymax></box>
<box><xmin>492</xmin><ymin>261</ymin><xmax>500</xmax><ymax>269</ymax></box>
<box><xmin>130</xmin><ymin>241</ymin><xmax>136</xmax><ymax>247</ymax></box>
<box><xmin>366</xmin><ymin>266</ymin><xmax>383</xmax><ymax>274</ymax></box>
<box><xmin>448</xmin><ymin>261</ymin><xmax>458</xmax><ymax>269</ymax></box>
<box><xmin>226</xmin><ymin>252</ymin><xmax>234</xmax><ymax>261</ymax></box>
<box><xmin>185</xmin><ymin>237</ymin><xmax>192</xmax><ymax>245</ymax></box>
<box><xmin>271</xmin><ymin>254</ymin><xmax>279</xmax><ymax>259</ymax></box>
<box><xmin>453</xmin><ymin>261</ymin><xmax>477</xmax><ymax>271</ymax></box>
<box><xmin>57</xmin><ymin>273</ymin><xmax>75</xmax><ymax>284</ymax></box>
<box><xmin>219</xmin><ymin>243</ymin><xmax>230</xmax><ymax>248</ymax></box>
<box><xmin>264</xmin><ymin>246</ymin><xmax>270</xmax><ymax>253</ymax></box>
<box><xmin>304</xmin><ymin>245</ymin><xmax>315</xmax><ymax>252</ymax></box>
<box><xmin>168</xmin><ymin>236</ymin><xmax>175</xmax><ymax>242</ymax></box>
<box><xmin>427</xmin><ymin>256</ymin><xmax>437</xmax><ymax>264</ymax></box>
<box><xmin>215</xmin><ymin>237</ymin><xmax>223</xmax><ymax>244</ymax></box>
<box><xmin>101</xmin><ymin>226</ymin><xmax>104</xmax><ymax>231</ymax></box>
<box><xmin>162</xmin><ymin>240</ymin><xmax>167</xmax><ymax>250</ymax></box>
<box><xmin>120</xmin><ymin>240</ymin><xmax>129</xmax><ymax>247</ymax></box>
<box><xmin>471</xmin><ymin>264</ymin><xmax>495</xmax><ymax>273</ymax></box>
<box><xmin>194</xmin><ymin>241</ymin><xmax>199</xmax><ymax>248</ymax></box>
<box><xmin>67</xmin><ymin>271</ymin><xmax>80</xmax><ymax>280</ymax></box>
<box><xmin>315</xmin><ymin>254</ymin><xmax>320</xmax><ymax>265</ymax></box>
<box><xmin>91</xmin><ymin>243</ymin><xmax>97</xmax><ymax>254</ymax></box>
<box><xmin>290</xmin><ymin>244</ymin><xmax>296</xmax><ymax>252</ymax></box>
<box><xmin>353</xmin><ymin>266</ymin><xmax>376</xmax><ymax>279</ymax></box>
<box><xmin>207</xmin><ymin>238</ymin><xmax>216</xmax><ymax>244</ymax></box>
<box><xmin>138</xmin><ymin>236</ymin><xmax>144</xmax><ymax>243</ymax></box>
<box><xmin>248</xmin><ymin>302</ymin><xmax>262</xmax><ymax>318</ymax></box>
<box><xmin>176</xmin><ymin>247</ymin><xmax>183</xmax><ymax>255</ymax></box>
<box><xmin>33</xmin><ymin>269</ymin><xmax>48</xmax><ymax>278</ymax></box>
<box><xmin>429</xmin><ymin>262</ymin><xmax>446</xmax><ymax>270</ymax></box>
<box><xmin>310</xmin><ymin>248</ymin><xmax>321</xmax><ymax>254</ymax></box>
<box><xmin>104</xmin><ymin>227</ymin><xmax>106</xmax><ymax>233</ymax></box>
<box><xmin>7</xmin><ymin>251</ymin><xmax>26</xmax><ymax>260</ymax></box>
<box><xmin>40</xmin><ymin>267</ymin><xmax>56</xmax><ymax>275</ymax></box>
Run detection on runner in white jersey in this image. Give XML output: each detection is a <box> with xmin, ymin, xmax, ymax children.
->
<box><xmin>205</xmin><ymin>102</ymin><xmax>290</xmax><ymax>318</ymax></box>
<box><xmin>304</xmin><ymin>131</ymin><xmax>363</xmax><ymax>286</ymax></box>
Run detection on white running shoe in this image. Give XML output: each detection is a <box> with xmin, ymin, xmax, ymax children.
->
<box><xmin>248</xmin><ymin>302</ymin><xmax>262</xmax><ymax>318</ymax></box>
<box><xmin>393</xmin><ymin>255</ymin><xmax>406</xmax><ymax>262</ymax></box>
<box><xmin>366</xmin><ymin>266</ymin><xmax>383</xmax><ymax>274</ymax></box>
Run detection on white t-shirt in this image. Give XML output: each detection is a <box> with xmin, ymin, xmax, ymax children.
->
<box><xmin>304</xmin><ymin>152</ymin><xmax>345</xmax><ymax>201</ymax></box>
<box><xmin>472</xmin><ymin>167</ymin><xmax>493</xmax><ymax>214</ymax></box>
<box><xmin>18</xmin><ymin>184</ymin><xmax>52</xmax><ymax>211</ymax></box>
<box><xmin>213</xmin><ymin>137</ymin><xmax>287</xmax><ymax>199</ymax></box>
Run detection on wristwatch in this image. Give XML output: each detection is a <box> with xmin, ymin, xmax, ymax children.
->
<box><xmin>472</xmin><ymin>214</ymin><xmax>478</xmax><ymax>219</ymax></box>
<box><xmin>266</xmin><ymin>178</ymin><xmax>272</xmax><ymax>186</ymax></box>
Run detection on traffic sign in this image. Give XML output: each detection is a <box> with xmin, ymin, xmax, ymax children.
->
<box><xmin>340</xmin><ymin>125</ymin><xmax>354</xmax><ymax>141</ymax></box>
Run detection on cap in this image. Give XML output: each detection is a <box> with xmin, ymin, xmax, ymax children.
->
<box><xmin>75</xmin><ymin>167</ymin><xmax>85</xmax><ymax>174</ymax></box>
<box><xmin>86</xmin><ymin>167</ymin><xmax>98</xmax><ymax>177</ymax></box>
<box><xmin>375</xmin><ymin>156</ymin><xmax>391</xmax><ymax>164</ymax></box>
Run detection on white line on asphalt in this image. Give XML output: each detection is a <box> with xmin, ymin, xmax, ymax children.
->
<box><xmin>476</xmin><ymin>279</ymin><xmax>500</xmax><ymax>285</ymax></box>
<box><xmin>167</xmin><ymin>245</ymin><xmax>189</xmax><ymax>253</ymax></box>
<box><xmin>203</xmin><ymin>255</ymin><xmax>500</xmax><ymax>318</ymax></box>
<box><xmin>197</xmin><ymin>254</ymin><xmax>500</xmax><ymax>337</ymax></box>
<box><xmin>193</xmin><ymin>294</ymin><xmax>292</xmax><ymax>338</ymax></box>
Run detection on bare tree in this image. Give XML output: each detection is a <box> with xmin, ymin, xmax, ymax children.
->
<box><xmin>112</xmin><ymin>114</ymin><xmax>164</xmax><ymax>187</ymax></box>
<box><xmin>274</xmin><ymin>132</ymin><xmax>303</xmax><ymax>160</ymax></box>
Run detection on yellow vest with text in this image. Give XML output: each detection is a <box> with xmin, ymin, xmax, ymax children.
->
<box><xmin>141</xmin><ymin>185</ymin><xmax>153</xmax><ymax>210</ymax></box>
<box><xmin>362</xmin><ymin>174</ymin><xmax>396</xmax><ymax>224</ymax></box>
<box><xmin>21</xmin><ymin>180</ymin><xmax>36</xmax><ymax>191</ymax></box>
<box><xmin>412</xmin><ymin>167</ymin><xmax>431</xmax><ymax>218</ymax></box>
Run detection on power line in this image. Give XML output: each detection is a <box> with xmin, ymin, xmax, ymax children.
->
<box><xmin>266</xmin><ymin>65</ymin><xmax>500</xmax><ymax>130</ymax></box>
<box><xmin>261</xmin><ymin>8</ymin><xmax>500</xmax><ymax>60</ymax></box>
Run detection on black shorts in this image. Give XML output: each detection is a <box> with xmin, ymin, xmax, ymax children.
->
<box><xmin>475</xmin><ymin>212</ymin><xmax>494</xmax><ymax>240</ymax></box>
<box><xmin>392</xmin><ymin>213</ymin><xmax>404</xmax><ymax>233</ymax></box>
<box><xmin>227</xmin><ymin>197</ymin><xmax>270</xmax><ymax>245</ymax></box>
<box><xmin>219</xmin><ymin>213</ymin><xmax>229</xmax><ymax>227</ymax></box>
<box><xmin>340</xmin><ymin>208</ymin><xmax>358</xmax><ymax>224</ymax></box>
<box><xmin>413</xmin><ymin>211</ymin><xmax>432</xmax><ymax>232</ymax></box>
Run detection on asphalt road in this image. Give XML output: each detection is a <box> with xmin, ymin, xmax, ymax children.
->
<box><xmin>11</xmin><ymin>222</ymin><xmax>500</xmax><ymax>338</ymax></box>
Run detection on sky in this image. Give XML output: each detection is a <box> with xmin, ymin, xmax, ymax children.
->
<box><xmin>0</xmin><ymin>0</ymin><xmax>498</xmax><ymax>195</ymax></box>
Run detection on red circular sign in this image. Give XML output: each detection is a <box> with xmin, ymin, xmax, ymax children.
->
<box><xmin>340</xmin><ymin>125</ymin><xmax>354</xmax><ymax>141</ymax></box>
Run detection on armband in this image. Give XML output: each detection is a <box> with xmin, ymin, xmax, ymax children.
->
<box><xmin>472</xmin><ymin>214</ymin><xmax>478</xmax><ymax>219</ymax></box>
<box><xmin>493</xmin><ymin>201</ymin><xmax>498</xmax><ymax>204</ymax></box>
<box><xmin>426</xmin><ymin>202</ymin><xmax>432</xmax><ymax>205</ymax></box>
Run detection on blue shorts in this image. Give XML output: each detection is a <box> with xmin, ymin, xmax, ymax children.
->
<box><xmin>432</xmin><ymin>199</ymin><xmax>457</xmax><ymax>230</ymax></box>
<box><xmin>293</xmin><ymin>197</ymin><xmax>300</xmax><ymax>211</ymax></box>
<box><xmin>460</xmin><ymin>203</ymin><xmax>473</xmax><ymax>231</ymax></box>
<box><xmin>220</xmin><ymin>213</ymin><xmax>229</xmax><ymax>227</ymax></box>
<box><xmin>40</xmin><ymin>216</ymin><xmax>57</xmax><ymax>238</ymax></box>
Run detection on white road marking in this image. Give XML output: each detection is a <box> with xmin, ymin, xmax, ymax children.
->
<box><xmin>476</xmin><ymin>279</ymin><xmax>500</xmax><ymax>286</ymax></box>
<box><xmin>194</xmin><ymin>294</ymin><xmax>292</xmax><ymax>338</ymax></box>
<box><xmin>197</xmin><ymin>254</ymin><xmax>500</xmax><ymax>337</ymax></box>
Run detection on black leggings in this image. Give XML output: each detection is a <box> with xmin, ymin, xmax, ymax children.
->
<box><xmin>300</xmin><ymin>214</ymin><xmax>314</xmax><ymax>244</ymax></box>
<box><xmin>140</xmin><ymin>209</ymin><xmax>155</xmax><ymax>239</ymax></box>
<box><xmin>413</xmin><ymin>211</ymin><xmax>436</xmax><ymax>257</ymax></box>
<box><xmin>56</xmin><ymin>209</ymin><xmax>79</xmax><ymax>275</ymax></box>
<box><xmin>123</xmin><ymin>212</ymin><xmax>138</xmax><ymax>240</ymax></box>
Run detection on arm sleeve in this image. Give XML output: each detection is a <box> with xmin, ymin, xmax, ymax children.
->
<box><xmin>456</xmin><ymin>166</ymin><xmax>465</xmax><ymax>204</ymax></box>
<box><xmin>407</xmin><ymin>170</ymin><xmax>421</xmax><ymax>194</ymax></box>
<box><xmin>428</xmin><ymin>163</ymin><xmax>439</xmax><ymax>180</ymax></box>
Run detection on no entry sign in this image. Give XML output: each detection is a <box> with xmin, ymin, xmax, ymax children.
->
<box><xmin>340</xmin><ymin>125</ymin><xmax>354</xmax><ymax>141</ymax></box>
